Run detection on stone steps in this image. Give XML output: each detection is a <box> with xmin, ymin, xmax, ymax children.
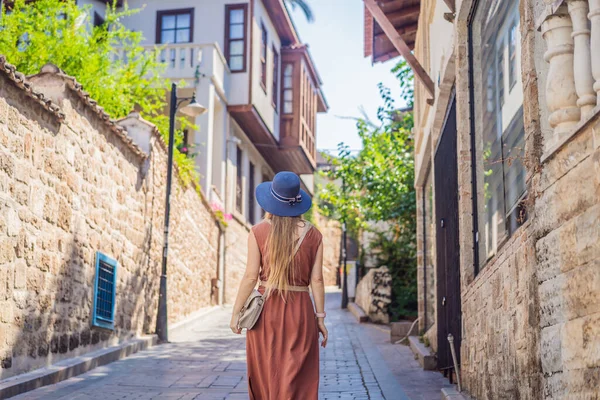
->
<box><xmin>408</xmin><ymin>335</ymin><xmax>437</xmax><ymax>371</ymax></box>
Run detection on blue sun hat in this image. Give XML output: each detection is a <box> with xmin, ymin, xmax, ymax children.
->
<box><xmin>255</xmin><ymin>171</ymin><xmax>312</xmax><ymax>217</ymax></box>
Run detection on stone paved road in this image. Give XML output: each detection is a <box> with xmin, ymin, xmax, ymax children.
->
<box><xmin>11</xmin><ymin>290</ymin><xmax>450</xmax><ymax>400</ymax></box>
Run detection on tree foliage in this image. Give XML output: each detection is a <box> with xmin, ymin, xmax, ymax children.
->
<box><xmin>0</xmin><ymin>0</ymin><xmax>198</xmax><ymax>185</ymax></box>
<box><xmin>318</xmin><ymin>59</ymin><xmax>417</xmax><ymax>320</ymax></box>
<box><xmin>284</xmin><ymin>0</ymin><xmax>314</xmax><ymax>22</ymax></box>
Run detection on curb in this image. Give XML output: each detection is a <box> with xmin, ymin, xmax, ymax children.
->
<box><xmin>441</xmin><ymin>387</ymin><xmax>469</xmax><ymax>399</ymax></box>
<box><xmin>407</xmin><ymin>336</ymin><xmax>437</xmax><ymax>370</ymax></box>
<box><xmin>348</xmin><ymin>302</ymin><xmax>369</xmax><ymax>323</ymax></box>
<box><xmin>0</xmin><ymin>335</ymin><xmax>157</xmax><ymax>399</ymax></box>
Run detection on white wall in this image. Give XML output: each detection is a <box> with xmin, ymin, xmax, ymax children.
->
<box><xmin>118</xmin><ymin>0</ymin><xmax>250</xmax><ymax>105</ymax></box>
<box><xmin>426</xmin><ymin>1</ymin><xmax>454</xmax><ymax>127</ymax></box>
<box><xmin>250</xmin><ymin>0</ymin><xmax>281</xmax><ymax>141</ymax></box>
<box><xmin>211</xmin><ymin>96</ymin><xmax>228</xmax><ymax>203</ymax></box>
<box><xmin>228</xmin><ymin>119</ymin><xmax>274</xmax><ymax>223</ymax></box>
<box><xmin>77</xmin><ymin>0</ymin><xmax>107</xmax><ymax>22</ymax></box>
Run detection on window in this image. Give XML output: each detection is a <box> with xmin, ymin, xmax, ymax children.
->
<box><xmin>469</xmin><ymin>0</ymin><xmax>526</xmax><ymax>271</ymax></box>
<box><xmin>508</xmin><ymin>20</ymin><xmax>518</xmax><ymax>90</ymax></box>
<box><xmin>272</xmin><ymin>47</ymin><xmax>280</xmax><ymax>109</ymax></box>
<box><xmin>236</xmin><ymin>146</ymin><xmax>243</xmax><ymax>213</ymax></box>
<box><xmin>248</xmin><ymin>162</ymin><xmax>256</xmax><ymax>224</ymax></box>
<box><xmin>92</xmin><ymin>252</ymin><xmax>118</xmax><ymax>330</ymax></box>
<box><xmin>260</xmin><ymin>22</ymin><xmax>268</xmax><ymax>90</ymax></box>
<box><xmin>282</xmin><ymin>64</ymin><xmax>293</xmax><ymax>114</ymax></box>
<box><xmin>156</xmin><ymin>9</ymin><xmax>193</xmax><ymax>44</ymax></box>
<box><xmin>225</xmin><ymin>4</ymin><xmax>248</xmax><ymax>72</ymax></box>
<box><xmin>261</xmin><ymin>174</ymin><xmax>269</xmax><ymax>217</ymax></box>
<box><xmin>93</xmin><ymin>11</ymin><xmax>105</xmax><ymax>28</ymax></box>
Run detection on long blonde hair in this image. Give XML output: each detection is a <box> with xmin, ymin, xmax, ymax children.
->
<box><xmin>263</xmin><ymin>213</ymin><xmax>304</xmax><ymax>300</ymax></box>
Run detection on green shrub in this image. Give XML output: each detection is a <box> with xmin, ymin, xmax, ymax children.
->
<box><xmin>0</xmin><ymin>0</ymin><xmax>198</xmax><ymax>185</ymax></box>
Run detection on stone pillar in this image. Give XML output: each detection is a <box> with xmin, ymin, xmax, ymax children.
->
<box><xmin>541</xmin><ymin>6</ymin><xmax>580</xmax><ymax>147</ymax></box>
<box><xmin>568</xmin><ymin>0</ymin><xmax>597</xmax><ymax>118</ymax></box>
<box><xmin>590</xmin><ymin>0</ymin><xmax>600</xmax><ymax>104</ymax></box>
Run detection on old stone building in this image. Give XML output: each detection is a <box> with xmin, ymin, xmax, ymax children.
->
<box><xmin>364</xmin><ymin>0</ymin><xmax>599</xmax><ymax>398</ymax></box>
<box><xmin>0</xmin><ymin>58</ymin><xmax>221</xmax><ymax>379</ymax></box>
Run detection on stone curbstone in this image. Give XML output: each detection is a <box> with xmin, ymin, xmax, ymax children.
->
<box><xmin>348</xmin><ymin>302</ymin><xmax>369</xmax><ymax>323</ymax></box>
<box><xmin>0</xmin><ymin>335</ymin><xmax>157</xmax><ymax>399</ymax></box>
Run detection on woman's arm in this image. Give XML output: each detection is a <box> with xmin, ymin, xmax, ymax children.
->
<box><xmin>230</xmin><ymin>230</ymin><xmax>261</xmax><ymax>334</ymax></box>
<box><xmin>310</xmin><ymin>242</ymin><xmax>328</xmax><ymax>347</ymax></box>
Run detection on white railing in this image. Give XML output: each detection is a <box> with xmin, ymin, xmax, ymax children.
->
<box><xmin>539</xmin><ymin>0</ymin><xmax>600</xmax><ymax>152</ymax></box>
<box><xmin>116</xmin><ymin>43</ymin><xmax>231</xmax><ymax>99</ymax></box>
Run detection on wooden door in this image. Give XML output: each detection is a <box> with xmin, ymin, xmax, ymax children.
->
<box><xmin>434</xmin><ymin>94</ymin><xmax>461</xmax><ymax>372</ymax></box>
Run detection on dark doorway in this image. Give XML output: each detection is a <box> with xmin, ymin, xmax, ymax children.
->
<box><xmin>434</xmin><ymin>92</ymin><xmax>461</xmax><ymax>374</ymax></box>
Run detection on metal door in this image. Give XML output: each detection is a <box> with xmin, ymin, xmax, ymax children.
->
<box><xmin>434</xmin><ymin>94</ymin><xmax>461</xmax><ymax>372</ymax></box>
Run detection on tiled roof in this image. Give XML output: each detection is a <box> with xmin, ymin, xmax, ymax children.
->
<box><xmin>0</xmin><ymin>55</ymin><xmax>65</xmax><ymax>121</ymax></box>
<box><xmin>31</xmin><ymin>63</ymin><xmax>147</xmax><ymax>159</ymax></box>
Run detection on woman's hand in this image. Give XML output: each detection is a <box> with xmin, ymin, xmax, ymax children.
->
<box><xmin>230</xmin><ymin>314</ymin><xmax>241</xmax><ymax>334</ymax></box>
<box><xmin>318</xmin><ymin>320</ymin><xmax>328</xmax><ymax>348</ymax></box>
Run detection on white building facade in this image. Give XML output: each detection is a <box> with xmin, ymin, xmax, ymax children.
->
<box><xmin>79</xmin><ymin>0</ymin><xmax>327</xmax><ymax>303</ymax></box>
<box><xmin>81</xmin><ymin>0</ymin><xmax>327</xmax><ymax>226</ymax></box>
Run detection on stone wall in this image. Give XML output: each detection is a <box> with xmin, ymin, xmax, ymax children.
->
<box><xmin>223</xmin><ymin>216</ymin><xmax>250</xmax><ymax>304</ymax></box>
<box><xmin>355</xmin><ymin>266</ymin><xmax>392</xmax><ymax>324</ymax></box>
<box><xmin>314</xmin><ymin>213</ymin><xmax>341</xmax><ymax>287</ymax></box>
<box><xmin>534</xmin><ymin>115</ymin><xmax>600</xmax><ymax>398</ymax></box>
<box><xmin>0</xmin><ymin>60</ymin><xmax>220</xmax><ymax>378</ymax></box>
<box><xmin>453</xmin><ymin>0</ymin><xmax>543</xmax><ymax>397</ymax></box>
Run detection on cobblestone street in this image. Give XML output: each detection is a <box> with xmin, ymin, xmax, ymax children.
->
<box><xmin>11</xmin><ymin>290</ymin><xmax>451</xmax><ymax>400</ymax></box>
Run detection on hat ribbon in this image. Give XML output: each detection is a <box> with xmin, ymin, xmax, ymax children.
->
<box><xmin>271</xmin><ymin>187</ymin><xmax>302</xmax><ymax>206</ymax></box>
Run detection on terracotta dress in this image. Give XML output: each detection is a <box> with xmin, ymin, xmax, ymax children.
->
<box><xmin>246</xmin><ymin>221</ymin><xmax>322</xmax><ymax>400</ymax></box>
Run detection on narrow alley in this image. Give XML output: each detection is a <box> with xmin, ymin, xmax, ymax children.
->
<box><xmin>10</xmin><ymin>291</ymin><xmax>451</xmax><ymax>400</ymax></box>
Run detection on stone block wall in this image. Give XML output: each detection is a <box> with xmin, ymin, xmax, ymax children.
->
<box><xmin>224</xmin><ymin>216</ymin><xmax>250</xmax><ymax>304</ymax></box>
<box><xmin>314</xmin><ymin>213</ymin><xmax>341</xmax><ymax>287</ymax></box>
<box><xmin>147</xmin><ymin>144</ymin><xmax>221</xmax><ymax>324</ymax></box>
<box><xmin>460</xmin><ymin>223</ymin><xmax>541</xmax><ymax>399</ymax></box>
<box><xmin>534</xmin><ymin>116</ymin><xmax>600</xmax><ymax>398</ymax></box>
<box><xmin>0</xmin><ymin>61</ymin><xmax>220</xmax><ymax>378</ymax></box>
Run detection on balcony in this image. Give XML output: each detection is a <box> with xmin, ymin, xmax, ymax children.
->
<box><xmin>538</xmin><ymin>0</ymin><xmax>600</xmax><ymax>159</ymax></box>
<box><xmin>277</xmin><ymin>45</ymin><xmax>328</xmax><ymax>174</ymax></box>
<box><xmin>127</xmin><ymin>43</ymin><xmax>231</xmax><ymax>100</ymax></box>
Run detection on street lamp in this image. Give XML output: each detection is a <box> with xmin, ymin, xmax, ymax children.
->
<box><xmin>341</xmin><ymin>177</ymin><xmax>349</xmax><ymax>309</ymax></box>
<box><xmin>156</xmin><ymin>82</ymin><xmax>207</xmax><ymax>343</ymax></box>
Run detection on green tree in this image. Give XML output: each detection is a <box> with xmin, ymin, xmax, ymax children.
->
<box><xmin>0</xmin><ymin>0</ymin><xmax>198</xmax><ymax>185</ymax></box>
<box><xmin>284</xmin><ymin>0</ymin><xmax>314</xmax><ymax>22</ymax></box>
<box><xmin>318</xmin><ymin>59</ymin><xmax>417</xmax><ymax>320</ymax></box>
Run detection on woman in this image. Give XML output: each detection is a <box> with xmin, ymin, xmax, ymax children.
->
<box><xmin>230</xmin><ymin>171</ymin><xmax>328</xmax><ymax>400</ymax></box>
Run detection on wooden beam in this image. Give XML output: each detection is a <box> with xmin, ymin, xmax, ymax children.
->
<box><xmin>364</xmin><ymin>0</ymin><xmax>435</xmax><ymax>97</ymax></box>
<box><xmin>443</xmin><ymin>0</ymin><xmax>456</xmax><ymax>13</ymax></box>
<box><xmin>374</xmin><ymin>23</ymin><xmax>418</xmax><ymax>39</ymax></box>
<box><xmin>386</xmin><ymin>5</ymin><xmax>421</xmax><ymax>23</ymax></box>
<box><xmin>379</xmin><ymin>0</ymin><xmax>411</xmax><ymax>12</ymax></box>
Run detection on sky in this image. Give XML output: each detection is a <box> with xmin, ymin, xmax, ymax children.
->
<box><xmin>287</xmin><ymin>0</ymin><xmax>406</xmax><ymax>154</ymax></box>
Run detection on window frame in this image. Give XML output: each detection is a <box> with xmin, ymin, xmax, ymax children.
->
<box><xmin>467</xmin><ymin>0</ymin><xmax>527</xmax><ymax>275</ymax></box>
<box><xmin>260</xmin><ymin>22</ymin><xmax>268</xmax><ymax>92</ymax></box>
<box><xmin>225</xmin><ymin>3</ymin><xmax>248</xmax><ymax>73</ymax></box>
<box><xmin>236</xmin><ymin>146</ymin><xmax>244</xmax><ymax>213</ymax></box>
<box><xmin>272</xmin><ymin>46</ymin><xmax>280</xmax><ymax>110</ymax></box>
<box><xmin>282</xmin><ymin>63</ymin><xmax>294</xmax><ymax>114</ymax></box>
<box><xmin>92</xmin><ymin>252</ymin><xmax>118</xmax><ymax>330</ymax></box>
<box><xmin>155</xmin><ymin>8</ymin><xmax>194</xmax><ymax>44</ymax></box>
<box><xmin>248</xmin><ymin>162</ymin><xmax>256</xmax><ymax>224</ymax></box>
